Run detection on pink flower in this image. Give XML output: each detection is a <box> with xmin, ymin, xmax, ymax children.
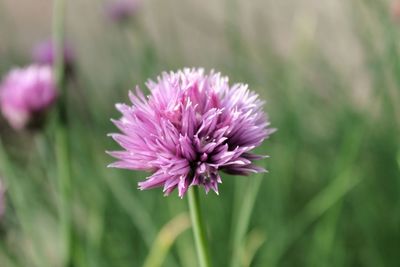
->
<box><xmin>0</xmin><ymin>65</ymin><xmax>58</xmax><ymax>130</ymax></box>
<box><xmin>108</xmin><ymin>68</ymin><xmax>275</xmax><ymax>197</ymax></box>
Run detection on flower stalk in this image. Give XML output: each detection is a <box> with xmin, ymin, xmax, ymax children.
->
<box><xmin>53</xmin><ymin>0</ymin><xmax>73</xmax><ymax>266</ymax></box>
<box><xmin>187</xmin><ymin>187</ymin><xmax>212</xmax><ymax>267</ymax></box>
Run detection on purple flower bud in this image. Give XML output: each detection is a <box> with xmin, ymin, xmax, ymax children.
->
<box><xmin>108</xmin><ymin>68</ymin><xmax>275</xmax><ymax>198</ymax></box>
<box><xmin>105</xmin><ymin>0</ymin><xmax>140</xmax><ymax>23</ymax></box>
<box><xmin>0</xmin><ymin>65</ymin><xmax>58</xmax><ymax>130</ymax></box>
<box><xmin>32</xmin><ymin>40</ymin><xmax>75</xmax><ymax>73</ymax></box>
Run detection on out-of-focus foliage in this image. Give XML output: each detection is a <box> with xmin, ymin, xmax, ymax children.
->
<box><xmin>0</xmin><ymin>0</ymin><xmax>399</xmax><ymax>266</ymax></box>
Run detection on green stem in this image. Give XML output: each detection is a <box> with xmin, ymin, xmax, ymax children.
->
<box><xmin>53</xmin><ymin>0</ymin><xmax>66</xmax><ymax>86</ymax></box>
<box><xmin>52</xmin><ymin>0</ymin><xmax>73</xmax><ymax>266</ymax></box>
<box><xmin>187</xmin><ymin>187</ymin><xmax>212</xmax><ymax>267</ymax></box>
<box><xmin>56</xmin><ymin>122</ymin><xmax>73</xmax><ymax>267</ymax></box>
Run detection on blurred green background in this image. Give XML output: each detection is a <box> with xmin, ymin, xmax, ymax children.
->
<box><xmin>1</xmin><ymin>0</ymin><xmax>400</xmax><ymax>266</ymax></box>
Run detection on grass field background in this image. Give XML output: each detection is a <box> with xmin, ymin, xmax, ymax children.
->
<box><xmin>0</xmin><ymin>0</ymin><xmax>399</xmax><ymax>266</ymax></box>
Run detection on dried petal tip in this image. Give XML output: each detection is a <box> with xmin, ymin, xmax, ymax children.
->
<box><xmin>108</xmin><ymin>68</ymin><xmax>274</xmax><ymax>197</ymax></box>
<box><xmin>0</xmin><ymin>65</ymin><xmax>58</xmax><ymax>130</ymax></box>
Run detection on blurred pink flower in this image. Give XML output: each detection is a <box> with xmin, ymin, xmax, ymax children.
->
<box><xmin>0</xmin><ymin>65</ymin><xmax>58</xmax><ymax>130</ymax></box>
<box><xmin>105</xmin><ymin>0</ymin><xmax>139</xmax><ymax>23</ymax></box>
<box><xmin>392</xmin><ymin>0</ymin><xmax>400</xmax><ymax>20</ymax></box>
<box><xmin>108</xmin><ymin>68</ymin><xmax>275</xmax><ymax>197</ymax></box>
